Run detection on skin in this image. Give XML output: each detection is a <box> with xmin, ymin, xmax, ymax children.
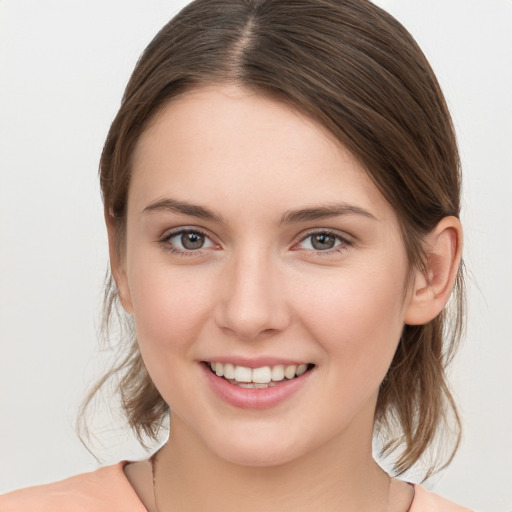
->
<box><xmin>111</xmin><ymin>85</ymin><xmax>462</xmax><ymax>512</ymax></box>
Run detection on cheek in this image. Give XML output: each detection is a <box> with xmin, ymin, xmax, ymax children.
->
<box><xmin>290</xmin><ymin>266</ymin><xmax>408</xmax><ymax>434</ymax></box>
<box><xmin>293</xmin><ymin>260</ymin><xmax>407</xmax><ymax>376</ymax></box>
<box><xmin>125</xmin><ymin>259</ymin><xmax>220</xmax><ymax>409</ymax></box>
<box><xmin>126</xmin><ymin>250</ymin><xmax>216</xmax><ymax>356</ymax></box>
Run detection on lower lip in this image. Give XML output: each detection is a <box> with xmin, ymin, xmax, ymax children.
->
<box><xmin>201</xmin><ymin>363</ymin><xmax>312</xmax><ymax>410</ymax></box>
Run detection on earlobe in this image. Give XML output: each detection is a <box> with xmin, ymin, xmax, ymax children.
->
<box><xmin>404</xmin><ymin>216</ymin><xmax>463</xmax><ymax>326</ymax></box>
<box><xmin>105</xmin><ymin>208</ymin><xmax>134</xmax><ymax>315</ymax></box>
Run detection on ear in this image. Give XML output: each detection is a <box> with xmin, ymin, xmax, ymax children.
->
<box><xmin>404</xmin><ymin>216</ymin><xmax>463</xmax><ymax>325</ymax></box>
<box><xmin>105</xmin><ymin>207</ymin><xmax>134</xmax><ymax>315</ymax></box>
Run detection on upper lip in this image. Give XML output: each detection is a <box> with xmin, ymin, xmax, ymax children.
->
<box><xmin>201</xmin><ymin>357</ymin><xmax>313</xmax><ymax>368</ymax></box>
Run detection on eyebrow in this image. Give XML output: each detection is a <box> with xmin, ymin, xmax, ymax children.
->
<box><xmin>279</xmin><ymin>203</ymin><xmax>378</xmax><ymax>224</ymax></box>
<box><xmin>143</xmin><ymin>198</ymin><xmax>225</xmax><ymax>223</ymax></box>
<box><xmin>143</xmin><ymin>197</ymin><xmax>377</xmax><ymax>225</ymax></box>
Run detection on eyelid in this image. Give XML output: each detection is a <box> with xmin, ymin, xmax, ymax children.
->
<box><xmin>292</xmin><ymin>228</ymin><xmax>354</xmax><ymax>252</ymax></box>
<box><xmin>158</xmin><ymin>226</ymin><xmax>353</xmax><ymax>256</ymax></box>
<box><xmin>159</xmin><ymin>226</ymin><xmax>220</xmax><ymax>255</ymax></box>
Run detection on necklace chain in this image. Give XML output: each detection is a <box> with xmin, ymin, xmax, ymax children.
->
<box><xmin>151</xmin><ymin>451</ymin><xmax>161</xmax><ymax>512</ymax></box>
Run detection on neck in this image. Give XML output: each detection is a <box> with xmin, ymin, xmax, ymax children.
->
<box><xmin>153</xmin><ymin>416</ymin><xmax>390</xmax><ymax>512</ymax></box>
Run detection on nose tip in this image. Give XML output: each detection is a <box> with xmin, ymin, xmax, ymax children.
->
<box><xmin>219</xmin><ymin>296</ymin><xmax>281</xmax><ymax>341</ymax></box>
<box><xmin>214</xmin><ymin>256</ymin><xmax>289</xmax><ymax>340</ymax></box>
<box><xmin>221</xmin><ymin>312</ymin><xmax>279</xmax><ymax>341</ymax></box>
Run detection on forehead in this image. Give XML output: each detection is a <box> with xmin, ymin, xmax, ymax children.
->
<box><xmin>128</xmin><ymin>85</ymin><xmax>395</xmax><ymax>224</ymax></box>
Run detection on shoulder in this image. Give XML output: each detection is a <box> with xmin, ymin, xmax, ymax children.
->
<box><xmin>410</xmin><ymin>484</ymin><xmax>475</xmax><ymax>512</ymax></box>
<box><xmin>0</xmin><ymin>462</ymin><xmax>148</xmax><ymax>512</ymax></box>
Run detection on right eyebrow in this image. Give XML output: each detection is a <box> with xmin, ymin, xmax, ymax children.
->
<box><xmin>279</xmin><ymin>203</ymin><xmax>378</xmax><ymax>224</ymax></box>
<box><xmin>142</xmin><ymin>197</ymin><xmax>225</xmax><ymax>224</ymax></box>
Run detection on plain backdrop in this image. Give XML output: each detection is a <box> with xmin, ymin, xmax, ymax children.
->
<box><xmin>1</xmin><ymin>1</ymin><xmax>511</xmax><ymax>510</ymax></box>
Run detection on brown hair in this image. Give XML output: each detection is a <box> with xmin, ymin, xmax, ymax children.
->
<box><xmin>82</xmin><ymin>0</ymin><xmax>464</xmax><ymax>477</ymax></box>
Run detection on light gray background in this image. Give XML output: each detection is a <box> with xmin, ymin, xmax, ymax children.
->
<box><xmin>1</xmin><ymin>1</ymin><xmax>511</xmax><ymax>510</ymax></box>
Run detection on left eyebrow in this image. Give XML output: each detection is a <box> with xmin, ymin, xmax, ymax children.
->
<box><xmin>279</xmin><ymin>203</ymin><xmax>378</xmax><ymax>224</ymax></box>
<box><xmin>142</xmin><ymin>197</ymin><xmax>225</xmax><ymax>223</ymax></box>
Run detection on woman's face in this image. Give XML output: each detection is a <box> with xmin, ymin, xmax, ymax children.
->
<box><xmin>116</xmin><ymin>85</ymin><xmax>417</xmax><ymax>466</ymax></box>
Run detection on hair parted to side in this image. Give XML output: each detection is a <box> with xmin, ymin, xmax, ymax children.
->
<box><xmin>80</xmin><ymin>0</ymin><xmax>465</xmax><ymax>477</ymax></box>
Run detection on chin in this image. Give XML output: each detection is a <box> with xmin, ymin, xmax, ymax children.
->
<box><xmin>201</xmin><ymin>422</ymin><xmax>316</xmax><ymax>468</ymax></box>
<box><xmin>214</xmin><ymin>442</ymin><xmax>302</xmax><ymax>468</ymax></box>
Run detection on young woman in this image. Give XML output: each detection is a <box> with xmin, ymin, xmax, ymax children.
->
<box><xmin>0</xmin><ymin>0</ymin><xmax>474</xmax><ymax>510</ymax></box>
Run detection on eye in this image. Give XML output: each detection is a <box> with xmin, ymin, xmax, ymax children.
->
<box><xmin>162</xmin><ymin>229</ymin><xmax>217</xmax><ymax>254</ymax></box>
<box><xmin>295</xmin><ymin>231</ymin><xmax>351</xmax><ymax>252</ymax></box>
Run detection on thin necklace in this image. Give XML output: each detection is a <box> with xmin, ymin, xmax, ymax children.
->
<box><xmin>150</xmin><ymin>450</ymin><xmax>161</xmax><ymax>512</ymax></box>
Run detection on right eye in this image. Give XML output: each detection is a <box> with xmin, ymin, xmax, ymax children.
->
<box><xmin>161</xmin><ymin>229</ymin><xmax>217</xmax><ymax>255</ymax></box>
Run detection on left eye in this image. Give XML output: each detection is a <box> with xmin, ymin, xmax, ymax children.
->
<box><xmin>297</xmin><ymin>232</ymin><xmax>345</xmax><ymax>251</ymax></box>
<box><xmin>166</xmin><ymin>230</ymin><xmax>216</xmax><ymax>251</ymax></box>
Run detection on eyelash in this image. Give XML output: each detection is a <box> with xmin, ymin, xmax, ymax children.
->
<box><xmin>293</xmin><ymin>229</ymin><xmax>353</xmax><ymax>255</ymax></box>
<box><xmin>159</xmin><ymin>228</ymin><xmax>353</xmax><ymax>257</ymax></box>
<box><xmin>160</xmin><ymin>228</ymin><xmax>217</xmax><ymax>257</ymax></box>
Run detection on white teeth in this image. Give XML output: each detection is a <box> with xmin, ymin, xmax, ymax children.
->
<box><xmin>296</xmin><ymin>364</ymin><xmax>308</xmax><ymax>376</ymax></box>
<box><xmin>271</xmin><ymin>365</ymin><xmax>285</xmax><ymax>381</ymax></box>
<box><xmin>238</xmin><ymin>382</ymin><xmax>273</xmax><ymax>389</ymax></box>
<box><xmin>223</xmin><ymin>363</ymin><xmax>235</xmax><ymax>379</ymax></box>
<box><xmin>208</xmin><ymin>361</ymin><xmax>311</xmax><ymax>384</ymax></box>
<box><xmin>234</xmin><ymin>366</ymin><xmax>252</xmax><ymax>383</ymax></box>
<box><xmin>252</xmin><ymin>366</ymin><xmax>272</xmax><ymax>384</ymax></box>
<box><xmin>284</xmin><ymin>365</ymin><xmax>297</xmax><ymax>379</ymax></box>
<box><xmin>214</xmin><ymin>362</ymin><xmax>224</xmax><ymax>377</ymax></box>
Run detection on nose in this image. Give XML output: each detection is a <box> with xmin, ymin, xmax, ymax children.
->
<box><xmin>214</xmin><ymin>247</ymin><xmax>290</xmax><ymax>341</ymax></box>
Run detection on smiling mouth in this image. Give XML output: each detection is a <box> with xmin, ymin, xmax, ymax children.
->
<box><xmin>205</xmin><ymin>361</ymin><xmax>315</xmax><ymax>389</ymax></box>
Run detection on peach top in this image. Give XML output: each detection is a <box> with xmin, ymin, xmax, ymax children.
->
<box><xmin>0</xmin><ymin>462</ymin><xmax>475</xmax><ymax>511</ymax></box>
